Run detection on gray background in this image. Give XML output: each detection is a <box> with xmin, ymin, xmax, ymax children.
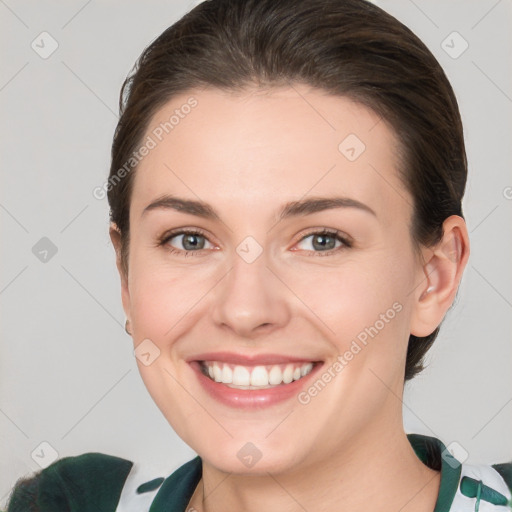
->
<box><xmin>1</xmin><ymin>0</ymin><xmax>511</xmax><ymax>506</ymax></box>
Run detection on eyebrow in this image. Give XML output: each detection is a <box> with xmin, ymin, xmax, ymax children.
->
<box><xmin>141</xmin><ymin>194</ymin><xmax>377</xmax><ymax>221</ymax></box>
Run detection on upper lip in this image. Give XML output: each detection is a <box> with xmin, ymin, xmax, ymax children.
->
<box><xmin>187</xmin><ymin>351</ymin><xmax>322</xmax><ymax>366</ymax></box>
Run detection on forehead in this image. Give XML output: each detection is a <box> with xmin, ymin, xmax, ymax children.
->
<box><xmin>131</xmin><ymin>85</ymin><xmax>411</xmax><ymax>226</ymax></box>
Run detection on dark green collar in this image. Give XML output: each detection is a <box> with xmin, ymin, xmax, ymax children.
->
<box><xmin>149</xmin><ymin>434</ymin><xmax>459</xmax><ymax>512</ymax></box>
<box><xmin>149</xmin><ymin>455</ymin><xmax>202</xmax><ymax>512</ymax></box>
<box><xmin>407</xmin><ymin>433</ymin><xmax>461</xmax><ymax>512</ymax></box>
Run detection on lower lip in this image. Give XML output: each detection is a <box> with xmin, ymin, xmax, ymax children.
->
<box><xmin>189</xmin><ymin>361</ymin><xmax>323</xmax><ymax>409</ymax></box>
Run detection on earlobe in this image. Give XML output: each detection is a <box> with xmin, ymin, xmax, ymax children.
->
<box><xmin>410</xmin><ymin>216</ymin><xmax>470</xmax><ymax>337</ymax></box>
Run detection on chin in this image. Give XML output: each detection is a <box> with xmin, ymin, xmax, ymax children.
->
<box><xmin>194</xmin><ymin>436</ymin><xmax>308</xmax><ymax>476</ymax></box>
<box><xmin>203</xmin><ymin>451</ymin><xmax>295</xmax><ymax>475</ymax></box>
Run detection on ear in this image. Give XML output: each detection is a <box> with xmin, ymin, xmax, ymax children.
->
<box><xmin>410</xmin><ymin>215</ymin><xmax>470</xmax><ymax>337</ymax></box>
<box><xmin>109</xmin><ymin>223</ymin><xmax>132</xmax><ymax>322</ymax></box>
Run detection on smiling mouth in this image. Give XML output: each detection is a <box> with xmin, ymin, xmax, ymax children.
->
<box><xmin>199</xmin><ymin>360</ymin><xmax>319</xmax><ymax>389</ymax></box>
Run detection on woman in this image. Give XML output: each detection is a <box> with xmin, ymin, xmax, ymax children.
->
<box><xmin>6</xmin><ymin>0</ymin><xmax>511</xmax><ymax>511</ymax></box>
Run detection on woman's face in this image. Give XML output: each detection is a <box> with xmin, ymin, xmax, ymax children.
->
<box><xmin>115</xmin><ymin>85</ymin><xmax>431</xmax><ymax>473</ymax></box>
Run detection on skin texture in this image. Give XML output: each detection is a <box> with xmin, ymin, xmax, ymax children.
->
<box><xmin>110</xmin><ymin>84</ymin><xmax>470</xmax><ymax>512</ymax></box>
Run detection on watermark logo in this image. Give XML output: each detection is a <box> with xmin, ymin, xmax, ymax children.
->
<box><xmin>134</xmin><ymin>338</ymin><xmax>161</xmax><ymax>366</ymax></box>
<box><xmin>441</xmin><ymin>31</ymin><xmax>469</xmax><ymax>59</ymax></box>
<box><xmin>31</xmin><ymin>441</ymin><xmax>59</xmax><ymax>469</ymax></box>
<box><xmin>338</xmin><ymin>133</ymin><xmax>366</xmax><ymax>162</ymax></box>
<box><xmin>31</xmin><ymin>31</ymin><xmax>59</xmax><ymax>59</ymax></box>
<box><xmin>237</xmin><ymin>442</ymin><xmax>263</xmax><ymax>468</ymax></box>
<box><xmin>236</xmin><ymin>236</ymin><xmax>264</xmax><ymax>264</ymax></box>
<box><xmin>32</xmin><ymin>237</ymin><xmax>58</xmax><ymax>263</ymax></box>
<box><xmin>441</xmin><ymin>441</ymin><xmax>469</xmax><ymax>469</ymax></box>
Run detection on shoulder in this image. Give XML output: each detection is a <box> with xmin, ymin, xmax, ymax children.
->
<box><xmin>452</xmin><ymin>460</ymin><xmax>512</xmax><ymax>510</ymax></box>
<box><xmin>407</xmin><ymin>433</ymin><xmax>512</xmax><ymax>510</ymax></box>
<box><xmin>5</xmin><ymin>452</ymin><xmax>133</xmax><ymax>512</ymax></box>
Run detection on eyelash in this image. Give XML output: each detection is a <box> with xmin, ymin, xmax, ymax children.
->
<box><xmin>157</xmin><ymin>228</ymin><xmax>353</xmax><ymax>257</ymax></box>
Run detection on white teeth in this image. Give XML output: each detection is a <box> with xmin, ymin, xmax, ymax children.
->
<box><xmin>301</xmin><ymin>363</ymin><xmax>313</xmax><ymax>377</ymax></box>
<box><xmin>268</xmin><ymin>365</ymin><xmax>283</xmax><ymax>385</ymax></box>
<box><xmin>233</xmin><ymin>365</ymin><xmax>250</xmax><ymax>386</ymax></box>
<box><xmin>250</xmin><ymin>366</ymin><xmax>268</xmax><ymax>386</ymax></box>
<box><xmin>202</xmin><ymin>361</ymin><xmax>316</xmax><ymax>388</ymax></box>
<box><xmin>213</xmin><ymin>363</ymin><xmax>222</xmax><ymax>382</ymax></box>
<box><xmin>282</xmin><ymin>364</ymin><xmax>294</xmax><ymax>384</ymax></box>
<box><xmin>221</xmin><ymin>365</ymin><xmax>233</xmax><ymax>384</ymax></box>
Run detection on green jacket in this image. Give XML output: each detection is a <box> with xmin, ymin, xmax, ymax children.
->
<box><xmin>5</xmin><ymin>434</ymin><xmax>512</xmax><ymax>511</ymax></box>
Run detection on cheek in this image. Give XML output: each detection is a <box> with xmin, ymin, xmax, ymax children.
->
<box><xmin>291</xmin><ymin>255</ymin><xmax>412</xmax><ymax>382</ymax></box>
<box><xmin>128</xmin><ymin>254</ymin><xmax>213</xmax><ymax>340</ymax></box>
<box><xmin>282</xmin><ymin>256</ymin><xmax>406</xmax><ymax>338</ymax></box>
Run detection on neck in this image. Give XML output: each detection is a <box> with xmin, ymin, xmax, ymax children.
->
<box><xmin>188</xmin><ymin>419</ymin><xmax>441</xmax><ymax>512</ymax></box>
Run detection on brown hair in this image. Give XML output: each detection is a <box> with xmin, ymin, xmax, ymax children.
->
<box><xmin>107</xmin><ymin>0</ymin><xmax>467</xmax><ymax>382</ymax></box>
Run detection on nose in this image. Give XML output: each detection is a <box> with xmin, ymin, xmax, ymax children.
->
<box><xmin>210</xmin><ymin>247</ymin><xmax>292</xmax><ymax>339</ymax></box>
